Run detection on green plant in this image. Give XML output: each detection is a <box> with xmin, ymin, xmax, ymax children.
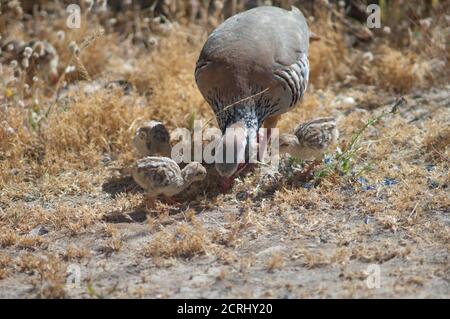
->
<box><xmin>187</xmin><ymin>110</ymin><xmax>197</xmax><ymax>132</ymax></box>
<box><xmin>314</xmin><ymin>97</ymin><xmax>406</xmax><ymax>181</ymax></box>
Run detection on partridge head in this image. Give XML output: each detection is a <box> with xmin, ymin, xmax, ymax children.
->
<box><xmin>132</xmin><ymin>121</ymin><xmax>171</xmax><ymax>158</ymax></box>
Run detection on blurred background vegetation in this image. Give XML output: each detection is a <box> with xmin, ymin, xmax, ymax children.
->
<box><xmin>1</xmin><ymin>0</ymin><xmax>448</xmax><ymax>90</ymax></box>
<box><xmin>0</xmin><ymin>0</ymin><xmax>448</xmax><ymax>180</ymax></box>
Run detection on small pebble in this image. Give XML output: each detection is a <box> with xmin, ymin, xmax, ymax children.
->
<box><xmin>101</xmin><ymin>154</ymin><xmax>112</xmax><ymax>165</ymax></box>
<box><xmin>302</xmin><ymin>183</ymin><xmax>313</xmax><ymax>189</ymax></box>
<box><xmin>419</xmin><ymin>18</ymin><xmax>432</xmax><ymax>30</ymax></box>
<box><xmin>236</xmin><ymin>191</ymin><xmax>249</xmax><ymax>201</ymax></box>
<box><xmin>362</xmin><ymin>185</ymin><xmax>376</xmax><ymax>191</ymax></box>
<box><xmin>342</xmin><ymin>96</ymin><xmax>356</xmax><ymax>106</ymax></box>
<box><xmin>324</xmin><ymin>155</ymin><xmax>333</xmax><ymax>165</ymax></box>
<box><xmin>5</xmin><ymin>126</ymin><xmax>15</xmax><ymax>135</ymax></box>
<box><xmin>382</xmin><ymin>178</ymin><xmax>398</xmax><ymax>186</ymax></box>
<box><xmin>362</xmin><ymin>52</ymin><xmax>374</xmax><ymax>62</ymax></box>
<box><xmin>29</xmin><ymin>225</ymin><xmax>49</xmax><ymax>236</ymax></box>
<box><xmin>357</xmin><ymin>177</ymin><xmax>368</xmax><ymax>185</ymax></box>
<box><xmin>427</xmin><ymin>179</ymin><xmax>439</xmax><ymax>189</ymax></box>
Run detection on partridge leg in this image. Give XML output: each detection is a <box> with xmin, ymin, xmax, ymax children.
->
<box><xmin>219</xmin><ymin>179</ymin><xmax>234</xmax><ymax>194</ymax></box>
<box><xmin>161</xmin><ymin>195</ymin><xmax>177</xmax><ymax>206</ymax></box>
<box><xmin>298</xmin><ymin>160</ymin><xmax>321</xmax><ymax>180</ymax></box>
<box><xmin>145</xmin><ymin>195</ymin><xmax>156</xmax><ymax>209</ymax></box>
<box><xmin>219</xmin><ymin>115</ymin><xmax>282</xmax><ymax>193</ymax></box>
<box><xmin>260</xmin><ymin>115</ymin><xmax>281</xmax><ymax>161</ymax></box>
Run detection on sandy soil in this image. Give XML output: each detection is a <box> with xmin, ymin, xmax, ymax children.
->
<box><xmin>1</xmin><ymin>87</ymin><xmax>448</xmax><ymax>298</ymax></box>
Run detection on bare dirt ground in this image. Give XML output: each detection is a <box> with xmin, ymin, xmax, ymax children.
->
<box><xmin>1</xmin><ymin>86</ymin><xmax>448</xmax><ymax>299</ymax></box>
<box><xmin>0</xmin><ymin>1</ymin><xmax>449</xmax><ymax>298</ymax></box>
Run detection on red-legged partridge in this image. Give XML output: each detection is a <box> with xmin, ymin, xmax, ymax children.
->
<box><xmin>195</xmin><ymin>6</ymin><xmax>310</xmax><ymax>185</ymax></box>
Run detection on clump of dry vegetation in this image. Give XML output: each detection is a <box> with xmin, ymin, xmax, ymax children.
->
<box><xmin>144</xmin><ymin>221</ymin><xmax>207</xmax><ymax>258</ymax></box>
<box><xmin>266</xmin><ymin>253</ymin><xmax>285</xmax><ymax>272</ymax></box>
<box><xmin>423</xmin><ymin>126</ymin><xmax>450</xmax><ymax>163</ymax></box>
<box><xmin>0</xmin><ymin>0</ymin><xmax>448</xmax><ymax>298</ymax></box>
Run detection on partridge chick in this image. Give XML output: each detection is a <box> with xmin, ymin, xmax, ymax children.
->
<box><xmin>132</xmin><ymin>157</ymin><xmax>207</xmax><ymax>206</ymax></box>
<box><xmin>280</xmin><ymin>117</ymin><xmax>339</xmax><ymax>161</ymax></box>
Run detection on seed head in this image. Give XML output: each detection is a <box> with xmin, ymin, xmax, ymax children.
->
<box><xmin>33</xmin><ymin>41</ymin><xmax>45</xmax><ymax>56</ymax></box>
<box><xmin>68</xmin><ymin>41</ymin><xmax>80</xmax><ymax>55</ymax></box>
<box><xmin>56</xmin><ymin>30</ymin><xmax>65</xmax><ymax>42</ymax></box>
<box><xmin>23</xmin><ymin>46</ymin><xmax>33</xmax><ymax>57</ymax></box>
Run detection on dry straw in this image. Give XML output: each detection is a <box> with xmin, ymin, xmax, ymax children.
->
<box><xmin>45</xmin><ymin>28</ymin><xmax>105</xmax><ymax>120</ymax></box>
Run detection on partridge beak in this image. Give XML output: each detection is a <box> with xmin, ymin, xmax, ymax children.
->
<box><xmin>218</xmin><ymin>162</ymin><xmax>248</xmax><ymax>193</ymax></box>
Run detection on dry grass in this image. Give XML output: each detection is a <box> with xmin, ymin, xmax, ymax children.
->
<box><xmin>266</xmin><ymin>253</ymin><xmax>285</xmax><ymax>272</ymax></box>
<box><xmin>64</xmin><ymin>245</ymin><xmax>90</xmax><ymax>261</ymax></box>
<box><xmin>143</xmin><ymin>222</ymin><xmax>207</xmax><ymax>259</ymax></box>
<box><xmin>423</xmin><ymin>126</ymin><xmax>450</xmax><ymax>163</ymax></box>
<box><xmin>293</xmin><ymin>248</ymin><xmax>351</xmax><ymax>269</ymax></box>
<box><xmin>14</xmin><ymin>252</ymin><xmax>67</xmax><ymax>298</ymax></box>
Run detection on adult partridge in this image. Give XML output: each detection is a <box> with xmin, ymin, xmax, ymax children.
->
<box><xmin>195</xmin><ymin>6</ymin><xmax>310</xmax><ymax>184</ymax></box>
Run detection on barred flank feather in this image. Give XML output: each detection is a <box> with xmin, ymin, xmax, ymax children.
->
<box><xmin>294</xmin><ymin>117</ymin><xmax>338</xmax><ymax>150</ymax></box>
<box><xmin>274</xmin><ymin>53</ymin><xmax>310</xmax><ymax>107</ymax></box>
